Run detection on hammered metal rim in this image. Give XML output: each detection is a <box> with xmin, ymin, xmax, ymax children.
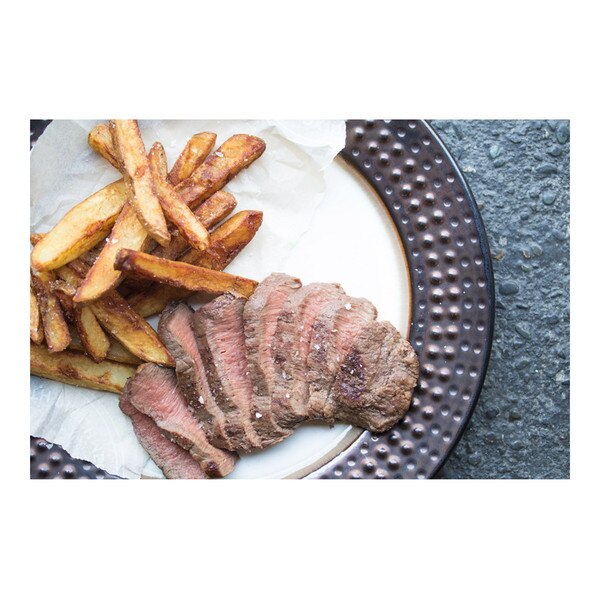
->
<box><xmin>310</xmin><ymin>119</ymin><xmax>495</xmax><ymax>479</ymax></box>
<box><xmin>30</xmin><ymin>119</ymin><xmax>495</xmax><ymax>480</ymax></box>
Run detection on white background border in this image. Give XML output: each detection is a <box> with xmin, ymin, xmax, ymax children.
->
<box><xmin>5</xmin><ymin>1</ymin><xmax>594</xmax><ymax>598</ymax></box>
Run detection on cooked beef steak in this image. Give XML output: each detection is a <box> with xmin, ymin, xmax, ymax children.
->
<box><xmin>193</xmin><ymin>293</ymin><xmax>262</xmax><ymax>451</ymax></box>
<box><xmin>122</xmin><ymin>363</ymin><xmax>237</xmax><ymax>477</ymax></box>
<box><xmin>119</xmin><ymin>396</ymin><xmax>208</xmax><ymax>479</ymax></box>
<box><xmin>271</xmin><ymin>282</ymin><xmax>344</xmax><ymax>428</ymax></box>
<box><xmin>243</xmin><ymin>273</ymin><xmax>301</xmax><ymax>446</ymax></box>
<box><xmin>323</xmin><ymin>320</ymin><xmax>419</xmax><ymax>432</ymax></box>
<box><xmin>307</xmin><ymin>295</ymin><xmax>377</xmax><ymax>421</ymax></box>
<box><xmin>158</xmin><ymin>302</ymin><xmax>230</xmax><ymax>449</ymax></box>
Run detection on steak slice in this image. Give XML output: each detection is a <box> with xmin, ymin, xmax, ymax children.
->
<box><xmin>157</xmin><ymin>302</ymin><xmax>230</xmax><ymax>449</ymax></box>
<box><xmin>193</xmin><ymin>293</ymin><xmax>262</xmax><ymax>452</ymax></box>
<box><xmin>243</xmin><ymin>273</ymin><xmax>301</xmax><ymax>446</ymax></box>
<box><xmin>271</xmin><ymin>282</ymin><xmax>344</xmax><ymax>428</ymax></box>
<box><xmin>306</xmin><ymin>295</ymin><xmax>377</xmax><ymax>421</ymax></box>
<box><xmin>122</xmin><ymin>363</ymin><xmax>237</xmax><ymax>477</ymax></box>
<box><xmin>324</xmin><ymin>320</ymin><xmax>419</xmax><ymax>432</ymax></box>
<box><xmin>119</xmin><ymin>396</ymin><xmax>208</xmax><ymax>479</ymax></box>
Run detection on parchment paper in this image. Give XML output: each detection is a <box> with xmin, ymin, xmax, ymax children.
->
<box><xmin>30</xmin><ymin>120</ymin><xmax>346</xmax><ymax>478</ymax></box>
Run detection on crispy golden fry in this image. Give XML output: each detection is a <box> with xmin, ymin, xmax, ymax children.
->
<box><xmin>69</xmin><ymin>335</ymin><xmax>141</xmax><ymax>366</ymax></box>
<box><xmin>174</xmin><ymin>134</ymin><xmax>266</xmax><ymax>209</ymax></box>
<box><xmin>73</xmin><ymin>200</ymin><xmax>150</xmax><ymax>302</ymax></box>
<box><xmin>127</xmin><ymin>210</ymin><xmax>263</xmax><ymax>317</ymax></box>
<box><xmin>31</xmin><ymin>343</ymin><xmax>135</xmax><ymax>393</ymax></box>
<box><xmin>153</xmin><ymin>190</ymin><xmax>237</xmax><ymax>261</ymax></box>
<box><xmin>30</xmin><ymin>280</ymin><xmax>44</xmax><ymax>344</ymax></box>
<box><xmin>30</xmin><ymin>270</ymin><xmax>71</xmax><ymax>352</ymax></box>
<box><xmin>53</xmin><ymin>286</ymin><xmax>75</xmax><ymax>322</ymax></box>
<box><xmin>149</xmin><ymin>142</ymin><xmax>210</xmax><ymax>253</ymax></box>
<box><xmin>88</xmin><ymin>124</ymin><xmax>121</xmax><ymax>169</ymax></box>
<box><xmin>30</xmin><ymin>180</ymin><xmax>127</xmax><ymax>271</ymax></box>
<box><xmin>73</xmin><ymin>304</ymin><xmax>110</xmax><ymax>362</ymax></box>
<box><xmin>168</xmin><ymin>132</ymin><xmax>217</xmax><ymax>185</ymax></box>
<box><xmin>115</xmin><ymin>248</ymin><xmax>258</xmax><ymax>298</ymax></box>
<box><xmin>110</xmin><ymin>120</ymin><xmax>170</xmax><ymax>246</ymax></box>
<box><xmin>59</xmin><ymin>261</ymin><xmax>173</xmax><ymax>366</ymax></box>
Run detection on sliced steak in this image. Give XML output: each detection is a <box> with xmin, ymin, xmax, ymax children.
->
<box><xmin>157</xmin><ymin>302</ymin><xmax>230</xmax><ymax>449</ymax></box>
<box><xmin>193</xmin><ymin>293</ymin><xmax>262</xmax><ymax>452</ymax></box>
<box><xmin>324</xmin><ymin>320</ymin><xmax>419</xmax><ymax>432</ymax></box>
<box><xmin>271</xmin><ymin>282</ymin><xmax>344</xmax><ymax>428</ymax></box>
<box><xmin>119</xmin><ymin>396</ymin><xmax>208</xmax><ymax>479</ymax></box>
<box><xmin>243</xmin><ymin>273</ymin><xmax>301</xmax><ymax>446</ymax></box>
<box><xmin>122</xmin><ymin>363</ymin><xmax>237</xmax><ymax>477</ymax></box>
<box><xmin>307</xmin><ymin>295</ymin><xmax>377</xmax><ymax>421</ymax></box>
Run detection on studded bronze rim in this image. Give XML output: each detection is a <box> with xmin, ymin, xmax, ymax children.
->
<box><xmin>309</xmin><ymin>120</ymin><xmax>495</xmax><ymax>479</ymax></box>
<box><xmin>30</xmin><ymin>119</ymin><xmax>495</xmax><ymax>479</ymax></box>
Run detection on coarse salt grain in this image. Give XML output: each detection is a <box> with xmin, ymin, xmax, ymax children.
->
<box><xmin>198</xmin><ymin>396</ymin><xmax>205</xmax><ymax>405</ymax></box>
<box><xmin>345</xmin><ymin>303</ymin><xmax>352</xmax><ymax>310</ymax></box>
<box><xmin>255</xmin><ymin>412</ymin><xmax>262</xmax><ymax>419</ymax></box>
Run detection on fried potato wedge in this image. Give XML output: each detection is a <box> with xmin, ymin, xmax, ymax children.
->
<box><xmin>174</xmin><ymin>134</ymin><xmax>266</xmax><ymax>209</ymax></box>
<box><xmin>30</xmin><ymin>270</ymin><xmax>71</xmax><ymax>352</ymax></box>
<box><xmin>30</xmin><ymin>281</ymin><xmax>44</xmax><ymax>344</ymax></box>
<box><xmin>110</xmin><ymin>120</ymin><xmax>170</xmax><ymax>246</ymax></box>
<box><xmin>69</xmin><ymin>335</ymin><xmax>141</xmax><ymax>366</ymax></box>
<box><xmin>127</xmin><ymin>210</ymin><xmax>263</xmax><ymax>317</ymax></box>
<box><xmin>30</xmin><ymin>180</ymin><xmax>127</xmax><ymax>271</ymax></box>
<box><xmin>73</xmin><ymin>304</ymin><xmax>110</xmax><ymax>362</ymax></box>
<box><xmin>115</xmin><ymin>249</ymin><xmax>258</xmax><ymax>297</ymax></box>
<box><xmin>59</xmin><ymin>261</ymin><xmax>173</xmax><ymax>366</ymax></box>
<box><xmin>31</xmin><ymin>343</ymin><xmax>135</xmax><ymax>393</ymax></box>
<box><xmin>88</xmin><ymin>124</ymin><xmax>120</xmax><ymax>169</ymax></box>
<box><xmin>73</xmin><ymin>200</ymin><xmax>150</xmax><ymax>302</ymax></box>
<box><xmin>152</xmin><ymin>190</ymin><xmax>237</xmax><ymax>261</ymax></box>
<box><xmin>149</xmin><ymin>142</ymin><xmax>210</xmax><ymax>253</ymax></box>
<box><xmin>168</xmin><ymin>132</ymin><xmax>216</xmax><ymax>185</ymax></box>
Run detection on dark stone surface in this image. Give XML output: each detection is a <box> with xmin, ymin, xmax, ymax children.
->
<box><xmin>432</xmin><ymin>120</ymin><xmax>570</xmax><ymax>479</ymax></box>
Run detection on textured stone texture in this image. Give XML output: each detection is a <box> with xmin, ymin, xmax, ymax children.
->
<box><xmin>432</xmin><ymin>120</ymin><xmax>570</xmax><ymax>479</ymax></box>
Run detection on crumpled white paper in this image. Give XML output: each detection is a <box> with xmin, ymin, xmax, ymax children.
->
<box><xmin>30</xmin><ymin>120</ymin><xmax>346</xmax><ymax>478</ymax></box>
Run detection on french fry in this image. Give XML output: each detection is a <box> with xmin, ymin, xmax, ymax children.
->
<box><xmin>30</xmin><ymin>270</ymin><xmax>71</xmax><ymax>352</ymax></box>
<box><xmin>73</xmin><ymin>200</ymin><xmax>150</xmax><ymax>302</ymax></box>
<box><xmin>110</xmin><ymin>120</ymin><xmax>170</xmax><ymax>246</ymax></box>
<box><xmin>68</xmin><ymin>335</ymin><xmax>141</xmax><ymax>366</ymax></box>
<box><xmin>149</xmin><ymin>142</ymin><xmax>210</xmax><ymax>253</ymax></box>
<box><xmin>174</xmin><ymin>134</ymin><xmax>266</xmax><ymax>209</ymax></box>
<box><xmin>128</xmin><ymin>210</ymin><xmax>263</xmax><ymax>317</ymax></box>
<box><xmin>115</xmin><ymin>249</ymin><xmax>258</xmax><ymax>298</ymax></box>
<box><xmin>30</xmin><ymin>280</ymin><xmax>44</xmax><ymax>344</ymax></box>
<box><xmin>73</xmin><ymin>304</ymin><xmax>110</xmax><ymax>362</ymax></box>
<box><xmin>88</xmin><ymin>124</ymin><xmax>120</xmax><ymax>169</ymax></box>
<box><xmin>168</xmin><ymin>132</ymin><xmax>216</xmax><ymax>185</ymax></box>
<box><xmin>30</xmin><ymin>179</ymin><xmax>128</xmax><ymax>271</ymax></box>
<box><xmin>153</xmin><ymin>190</ymin><xmax>237</xmax><ymax>261</ymax></box>
<box><xmin>58</xmin><ymin>261</ymin><xmax>173</xmax><ymax>366</ymax></box>
<box><xmin>31</xmin><ymin>343</ymin><xmax>135</xmax><ymax>393</ymax></box>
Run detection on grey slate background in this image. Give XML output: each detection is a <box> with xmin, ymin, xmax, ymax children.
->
<box><xmin>431</xmin><ymin>120</ymin><xmax>570</xmax><ymax>479</ymax></box>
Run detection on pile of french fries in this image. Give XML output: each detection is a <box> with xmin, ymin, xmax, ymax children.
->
<box><xmin>30</xmin><ymin>120</ymin><xmax>265</xmax><ymax>393</ymax></box>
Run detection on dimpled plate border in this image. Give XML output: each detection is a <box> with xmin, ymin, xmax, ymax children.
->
<box><xmin>30</xmin><ymin>119</ymin><xmax>494</xmax><ymax>479</ymax></box>
<box><xmin>309</xmin><ymin>120</ymin><xmax>495</xmax><ymax>479</ymax></box>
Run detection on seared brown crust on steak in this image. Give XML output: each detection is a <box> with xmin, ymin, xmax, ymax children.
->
<box><xmin>122</xmin><ymin>363</ymin><xmax>237</xmax><ymax>477</ymax></box>
<box><xmin>324</xmin><ymin>321</ymin><xmax>419</xmax><ymax>432</ymax></box>
<box><xmin>158</xmin><ymin>302</ymin><xmax>230</xmax><ymax>448</ymax></box>
<box><xmin>271</xmin><ymin>282</ymin><xmax>344</xmax><ymax>428</ymax></box>
<box><xmin>193</xmin><ymin>294</ymin><xmax>262</xmax><ymax>451</ymax></box>
<box><xmin>243</xmin><ymin>273</ymin><xmax>301</xmax><ymax>446</ymax></box>
<box><xmin>119</xmin><ymin>396</ymin><xmax>208</xmax><ymax>479</ymax></box>
<box><xmin>307</xmin><ymin>295</ymin><xmax>377</xmax><ymax>421</ymax></box>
